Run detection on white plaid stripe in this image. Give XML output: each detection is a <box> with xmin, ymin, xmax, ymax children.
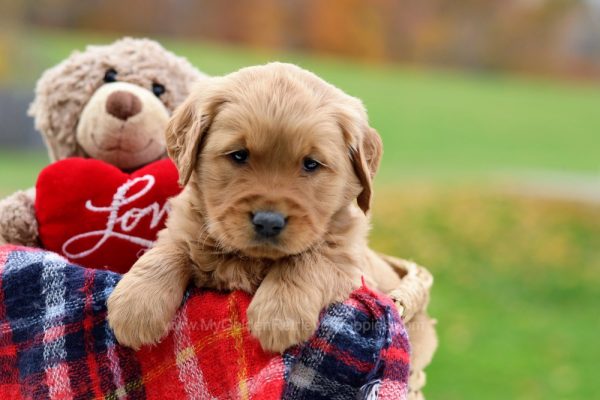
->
<box><xmin>173</xmin><ymin>302</ymin><xmax>216</xmax><ymax>400</ymax></box>
<box><xmin>243</xmin><ymin>356</ymin><xmax>286</xmax><ymax>398</ymax></box>
<box><xmin>287</xmin><ymin>363</ymin><xmax>316</xmax><ymax>389</ymax></box>
<box><xmin>41</xmin><ymin>252</ymin><xmax>73</xmax><ymax>400</ymax></box>
<box><xmin>3</xmin><ymin>248</ymin><xmax>45</xmax><ymax>274</ymax></box>
<box><xmin>104</xmin><ymin>276</ymin><xmax>127</xmax><ymax>399</ymax></box>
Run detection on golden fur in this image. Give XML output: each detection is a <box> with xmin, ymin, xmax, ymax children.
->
<box><xmin>107</xmin><ymin>62</ymin><xmax>401</xmax><ymax>352</ymax></box>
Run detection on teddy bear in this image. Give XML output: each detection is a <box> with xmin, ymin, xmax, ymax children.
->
<box><xmin>0</xmin><ymin>37</ymin><xmax>204</xmax><ymax>249</ymax></box>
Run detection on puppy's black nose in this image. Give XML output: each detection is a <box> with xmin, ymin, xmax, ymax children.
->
<box><xmin>252</xmin><ymin>211</ymin><xmax>286</xmax><ymax>238</ymax></box>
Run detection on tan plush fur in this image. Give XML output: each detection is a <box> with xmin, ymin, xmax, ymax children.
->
<box><xmin>0</xmin><ymin>189</ymin><xmax>39</xmax><ymax>247</ymax></box>
<box><xmin>29</xmin><ymin>37</ymin><xmax>205</xmax><ymax>164</ymax></box>
<box><xmin>107</xmin><ymin>62</ymin><xmax>402</xmax><ymax>353</ymax></box>
<box><xmin>0</xmin><ymin>38</ymin><xmax>204</xmax><ymax>246</ymax></box>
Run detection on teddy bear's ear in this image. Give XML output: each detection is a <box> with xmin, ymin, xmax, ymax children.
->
<box><xmin>166</xmin><ymin>78</ymin><xmax>226</xmax><ymax>186</ymax></box>
<box><xmin>28</xmin><ymin>52</ymin><xmax>89</xmax><ymax>162</ymax></box>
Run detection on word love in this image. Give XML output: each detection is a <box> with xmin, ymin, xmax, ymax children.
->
<box><xmin>62</xmin><ymin>175</ymin><xmax>170</xmax><ymax>259</ymax></box>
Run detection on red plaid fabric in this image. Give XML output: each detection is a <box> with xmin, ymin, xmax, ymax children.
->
<box><xmin>0</xmin><ymin>245</ymin><xmax>409</xmax><ymax>399</ymax></box>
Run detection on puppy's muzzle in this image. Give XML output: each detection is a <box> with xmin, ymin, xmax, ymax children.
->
<box><xmin>252</xmin><ymin>211</ymin><xmax>286</xmax><ymax>238</ymax></box>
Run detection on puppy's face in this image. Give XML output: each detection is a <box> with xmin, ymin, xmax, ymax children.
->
<box><xmin>168</xmin><ymin>63</ymin><xmax>382</xmax><ymax>259</ymax></box>
<box><xmin>198</xmin><ymin>104</ymin><xmax>358</xmax><ymax>259</ymax></box>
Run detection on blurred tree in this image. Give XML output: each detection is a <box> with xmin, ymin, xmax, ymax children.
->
<box><xmin>10</xmin><ymin>0</ymin><xmax>599</xmax><ymax>79</ymax></box>
<box><xmin>306</xmin><ymin>0</ymin><xmax>386</xmax><ymax>60</ymax></box>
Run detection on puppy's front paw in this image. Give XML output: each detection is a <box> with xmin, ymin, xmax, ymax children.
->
<box><xmin>247</xmin><ymin>297</ymin><xmax>320</xmax><ymax>353</ymax></box>
<box><xmin>107</xmin><ymin>275</ymin><xmax>179</xmax><ymax>350</ymax></box>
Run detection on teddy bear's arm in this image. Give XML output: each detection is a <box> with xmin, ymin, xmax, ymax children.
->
<box><xmin>0</xmin><ymin>188</ymin><xmax>40</xmax><ymax>247</ymax></box>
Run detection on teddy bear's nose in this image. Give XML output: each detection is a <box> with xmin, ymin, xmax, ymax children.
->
<box><xmin>106</xmin><ymin>91</ymin><xmax>142</xmax><ymax>120</ymax></box>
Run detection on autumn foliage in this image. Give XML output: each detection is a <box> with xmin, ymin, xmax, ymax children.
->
<box><xmin>9</xmin><ymin>0</ymin><xmax>600</xmax><ymax>78</ymax></box>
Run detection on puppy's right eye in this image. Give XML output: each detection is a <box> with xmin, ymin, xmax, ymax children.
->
<box><xmin>103</xmin><ymin>69</ymin><xmax>118</xmax><ymax>83</ymax></box>
<box><xmin>229</xmin><ymin>149</ymin><xmax>249</xmax><ymax>164</ymax></box>
<box><xmin>302</xmin><ymin>157</ymin><xmax>321</xmax><ymax>172</ymax></box>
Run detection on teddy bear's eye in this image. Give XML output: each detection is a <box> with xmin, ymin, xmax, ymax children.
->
<box><xmin>103</xmin><ymin>69</ymin><xmax>118</xmax><ymax>83</ymax></box>
<box><xmin>152</xmin><ymin>83</ymin><xmax>166</xmax><ymax>97</ymax></box>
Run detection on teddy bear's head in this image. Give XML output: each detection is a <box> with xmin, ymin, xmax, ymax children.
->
<box><xmin>29</xmin><ymin>38</ymin><xmax>205</xmax><ymax>170</ymax></box>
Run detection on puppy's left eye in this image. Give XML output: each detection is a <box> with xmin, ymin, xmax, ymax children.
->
<box><xmin>303</xmin><ymin>158</ymin><xmax>321</xmax><ymax>172</ymax></box>
<box><xmin>152</xmin><ymin>83</ymin><xmax>166</xmax><ymax>97</ymax></box>
<box><xmin>229</xmin><ymin>149</ymin><xmax>249</xmax><ymax>164</ymax></box>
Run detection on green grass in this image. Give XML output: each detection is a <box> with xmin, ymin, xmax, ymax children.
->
<box><xmin>6</xmin><ymin>28</ymin><xmax>600</xmax><ymax>178</ymax></box>
<box><xmin>1</xmin><ymin>28</ymin><xmax>599</xmax><ymax>399</ymax></box>
<box><xmin>0</xmin><ymin>150</ymin><xmax>48</xmax><ymax>196</ymax></box>
<box><xmin>371</xmin><ymin>188</ymin><xmax>600</xmax><ymax>399</ymax></box>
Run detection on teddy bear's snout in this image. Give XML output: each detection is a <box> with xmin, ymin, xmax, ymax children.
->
<box><xmin>76</xmin><ymin>80</ymin><xmax>170</xmax><ymax>170</ymax></box>
<box><xmin>106</xmin><ymin>91</ymin><xmax>142</xmax><ymax>121</ymax></box>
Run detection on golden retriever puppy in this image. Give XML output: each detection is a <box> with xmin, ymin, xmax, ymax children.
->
<box><xmin>107</xmin><ymin>62</ymin><xmax>401</xmax><ymax>353</ymax></box>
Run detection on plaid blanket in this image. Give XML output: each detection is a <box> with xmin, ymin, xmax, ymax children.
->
<box><xmin>0</xmin><ymin>246</ymin><xmax>409</xmax><ymax>399</ymax></box>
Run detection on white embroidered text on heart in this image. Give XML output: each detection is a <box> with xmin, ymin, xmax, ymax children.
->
<box><xmin>62</xmin><ymin>175</ymin><xmax>170</xmax><ymax>259</ymax></box>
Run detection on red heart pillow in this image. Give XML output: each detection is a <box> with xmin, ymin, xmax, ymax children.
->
<box><xmin>35</xmin><ymin>158</ymin><xmax>181</xmax><ymax>273</ymax></box>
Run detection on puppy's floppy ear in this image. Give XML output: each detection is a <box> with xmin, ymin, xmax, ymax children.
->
<box><xmin>336</xmin><ymin>100</ymin><xmax>383</xmax><ymax>214</ymax></box>
<box><xmin>352</xmin><ymin>127</ymin><xmax>383</xmax><ymax>213</ymax></box>
<box><xmin>166</xmin><ymin>78</ymin><xmax>226</xmax><ymax>186</ymax></box>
